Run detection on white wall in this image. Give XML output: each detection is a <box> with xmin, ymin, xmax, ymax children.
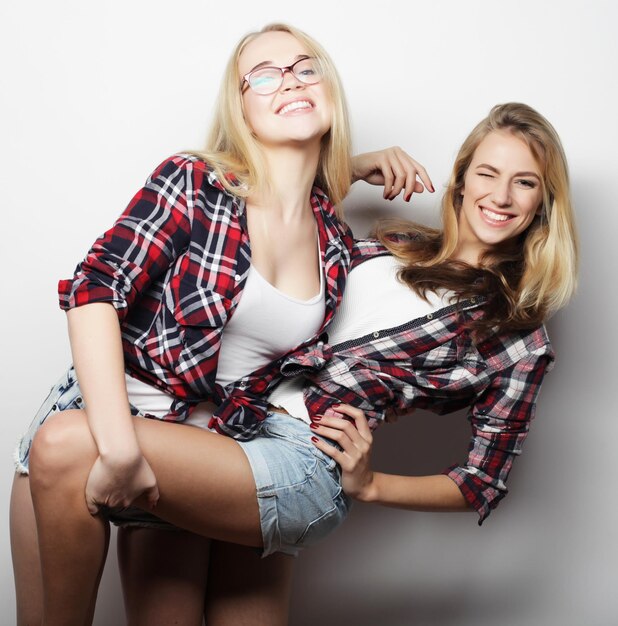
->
<box><xmin>2</xmin><ymin>1</ymin><xmax>616</xmax><ymax>624</ymax></box>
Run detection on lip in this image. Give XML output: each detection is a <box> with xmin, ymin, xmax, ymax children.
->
<box><xmin>479</xmin><ymin>205</ymin><xmax>516</xmax><ymax>226</ymax></box>
<box><xmin>275</xmin><ymin>98</ymin><xmax>315</xmax><ymax>115</ymax></box>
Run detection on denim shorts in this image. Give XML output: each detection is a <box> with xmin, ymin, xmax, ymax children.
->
<box><xmin>14</xmin><ymin>368</ymin><xmax>352</xmax><ymax>557</ymax></box>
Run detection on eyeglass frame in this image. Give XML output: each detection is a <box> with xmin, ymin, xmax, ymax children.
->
<box><xmin>240</xmin><ymin>56</ymin><xmax>322</xmax><ymax>95</ymax></box>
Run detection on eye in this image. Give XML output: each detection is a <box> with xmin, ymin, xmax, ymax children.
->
<box><xmin>477</xmin><ymin>172</ymin><xmax>493</xmax><ymax>178</ymax></box>
<box><xmin>516</xmin><ymin>179</ymin><xmax>537</xmax><ymax>189</ymax></box>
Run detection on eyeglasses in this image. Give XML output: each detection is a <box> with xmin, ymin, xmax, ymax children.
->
<box><xmin>241</xmin><ymin>57</ymin><xmax>322</xmax><ymax>95</ymax></box>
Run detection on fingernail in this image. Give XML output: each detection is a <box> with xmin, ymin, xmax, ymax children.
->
<box><xmin>312</xmin><ymin>415</ymin><xmax>322</xmax><ymax>421</ymax></box>
<box><xmin>430</xmin><ymin>184</ymin><xmax>435</xmax><ymax>192</ymax></box>
<box><xmin>310</xmin><ymin>423</ymin><xmax>319</xmax><ymax>430</ymax></box>
<box><xmin>311</xmin><ymin>436</ymin><xmax>319</xmax><ymax>443</ymax></box>
<box><xmin>405</xmin><ymin>194</ymin><xmax>411</xmax><ymax>202</ymax></box>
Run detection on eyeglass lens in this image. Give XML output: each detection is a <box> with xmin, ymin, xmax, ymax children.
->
<box><xmin>247</xmin><ymin>58</ymin><xmax>321</xmax><ymax>94</ymax></box>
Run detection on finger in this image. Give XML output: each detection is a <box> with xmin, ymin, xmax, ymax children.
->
<box><xmin>385</xmin><ymin>157</ymin><xmax>408</xmax><ymax>200</ymax></box>
<box><xmin>379</xmin><ymin>157</ymin><xmax>395</xmax><ymax>200</ymax></box>
<box><xmin>310</xmin><ymin>435</ymin><xmax>345</xmax><ymax>464</ymax></box>
<box><xmin>387</xmin><ymin>148</ymin><xmax>417</xmax><ymax>201</ymax></box>
<box><xmin>410</xmin><ymin>159</ymin><xmax>434</xmax><ymax>193</ymax></box>
<box><xmin>310</xmin><ymin>422</ymin><xmax>358</xmax><ymax>454</ymax></box>
<box><xmin>327</xmin><ymin>405</ymin><xmax>373</xmax><ymax>441</ymax></box>
<box><xmin>312</xmin><ymin>415</ymin><xmax>366</xmax><ymax>447</ymax></box>
<box><xmin>146</xmin><ymin>485</ymin><xmax>160</xmax><ymax>510</ymax></box>
<box><xmin>86</xmin><ymin>497</ymin><xmax>100</xmax><ymax>516</ymax></box>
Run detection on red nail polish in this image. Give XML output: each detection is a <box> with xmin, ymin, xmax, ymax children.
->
<box><xmin>312</xmin><ymin>415</ymin><xmax>322</xmax><ymax>421</ymax></box>
<box><xmin>311</xmin><ymin>436</ymin><xmax>319</xmax><ymax>443</ymax></box>
<box><xmin>310</xmin><ymin>423</ymin><xmax>319</xmax><ymax>430</ymax></box>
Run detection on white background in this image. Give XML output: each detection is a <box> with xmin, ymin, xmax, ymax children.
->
<box><xmin>2</xmin><ymin>1</ymin><xmax>617</xmax><ymax>624</ymax></box>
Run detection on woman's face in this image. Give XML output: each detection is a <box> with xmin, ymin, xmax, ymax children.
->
<box><xmin>238</xmin><ymin>31</ymin><xmax>332</xmax><ymax>150</ymax></box>
<box><xmin>456</xmin><ymin>129</ymin><xmax>544</xmax><ymax>264</ymax></box>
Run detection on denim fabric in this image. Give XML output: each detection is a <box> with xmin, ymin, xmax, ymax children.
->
<box><xmin>15</xmin><ymin>367</ymin><xmax>85</xmax><ymax>474</ymax></box>
<box><xmin>237</xmin><ymin>412</ymin><xmax>352</xmax><ymax>557</ymax></box>
<box><xmin>15</xmin><ymin>372</ymin><xmax>351</xmax><ymax>557</ymax></box>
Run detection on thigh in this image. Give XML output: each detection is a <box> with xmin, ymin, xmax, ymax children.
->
<box><xmin>32</xmin><ymin>408</ymin><xmax>264</xmax><ymax>547</ymax></box>
<box><xmin>205</xmin><ymin>541</ymin><xmax>295</xmax><ymax>626</ymax></box>
<box><xmin>131</xmin><ymin>416</ymin><xmax>262</xmax><ymax>546</ymax></box>
<box><xmin>118</xmin><ymin>527</ymin><xmax>210</xmax><ymax>626</ymax></box>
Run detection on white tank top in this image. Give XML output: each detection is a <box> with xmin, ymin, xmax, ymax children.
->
<box><xmin>124</xmin><ymin>236</ymin><xmax>325</xmax><ymax>423</ymax></box>
<box><xmin>268</xmin><ymin>255</ymin><xmax>452</xmax><ymax>422</ymax></box>
<box><xmin>216</xmin><ymin>251</ymin><xmax>325</xmax><ymax>387</ymax></box>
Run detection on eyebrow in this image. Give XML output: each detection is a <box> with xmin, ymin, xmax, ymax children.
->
<box><xmin>246</xmin><ymin>54</ymin><xmax>310</xmax><ymax>75</ymax></box>
<box><xmin>475</xmin><ymin>164</ymin><xmax>541</xmax><ymax>179</ymax></box>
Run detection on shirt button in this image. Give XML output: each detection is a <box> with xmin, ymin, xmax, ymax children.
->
<box><xmin>234</xmin><ymin>274</ymin><xmax>241</xmax><ymax>282</ymax></box>
<box><xmin>426</xmin><ymin>313</ymin><xmax>433</xmax><ymax>320</ymax></box>
<box><xmin>470</xmin><ymin>297</ymin><xmax>477</xmax><ymax>304</ymax></box>
<box><xmin>238</xmin><ymin>381</ymin><xmax>247</xmax><ymax>389</ymax></box>
<box><xmin>373</xmin><ymin>331</ymin><xmax>380</xmax><ymax>338</ymax></box>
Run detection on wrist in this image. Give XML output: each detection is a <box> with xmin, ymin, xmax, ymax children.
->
<box><xmin>356</xmin><ymin>472</ymin><xmax>379</xmax><ymax>503</ymax></box>
<box><xmin>97</xmin><ymin>441</ymin><xmax>142</xmax><ymax>469</ymax></box>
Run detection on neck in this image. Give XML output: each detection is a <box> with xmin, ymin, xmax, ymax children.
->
<box><xmin>452</xmin><ymin>241</ymin><xmax>482</xmax><ymax>266</ymax></box>
<box><xmin>251</xmin><ymin>142</ymin><xmax>322</xmax><ymax>217</ymax></box>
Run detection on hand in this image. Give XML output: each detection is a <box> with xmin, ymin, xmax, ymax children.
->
<box><xmin>309</xmin><ymin>404</ymin><xmax>376</xmax><ymax>501</ymax></box>
<box><xmin>85</xmin><ymin>452</ymin><xmax>160</xmax><ymax>516</ymax></box>
<box><xmin>351</xmin><ymin>147</ymin><xmax>434</xmax><ymax>201</ymax></box>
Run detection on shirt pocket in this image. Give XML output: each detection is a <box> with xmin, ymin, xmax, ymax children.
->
<box><xmin>164</xmin><ymin>273</ymin><xmax>231</xmax><ymax>372</ymax></box>
<box><xmin>414</xmin><ymin>337</ymin><xmax>486</xmax><ymax>390</ymax></box>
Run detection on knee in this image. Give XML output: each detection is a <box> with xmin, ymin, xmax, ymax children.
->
<box><xmin>29</xmin><ymin>410</ymin><xmax>94</xmax><ymax>489</ymax></box>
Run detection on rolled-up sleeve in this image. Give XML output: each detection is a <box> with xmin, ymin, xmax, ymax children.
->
<box><xmin>58</xmin><ymin>156</ymin><xmax>194</xmax><ymax>320</ymax></box>
<box><xmin>444</xmin><ymin>350</ymin><xmax>554</xmax><ymax>524</ymax></box>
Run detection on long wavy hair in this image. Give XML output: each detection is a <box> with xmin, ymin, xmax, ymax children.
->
<box><xmin>376</xmin><ymin>102</ymin><xmax>578</xmax><ymax>335</ymax></box>
<box><xmin>191</xmin><ymin>23</ymin><xmax>352</xmax><ymax>217</ymax></box>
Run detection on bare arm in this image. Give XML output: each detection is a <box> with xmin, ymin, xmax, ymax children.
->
<box><xmin>67</xmin><ymin>302</ymin><xmax>159</xmax><ymax>514</ymax></box>
<box><xmin>310</xmin><ymin>404</ymin><xmax>470</xmax><ymax>513</ymax></box>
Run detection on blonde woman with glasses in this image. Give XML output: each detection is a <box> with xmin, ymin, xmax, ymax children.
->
<box><xmin>10</xmin><ymin>22</ymin><xmax>430</xmax><ymax>626</ymax></box>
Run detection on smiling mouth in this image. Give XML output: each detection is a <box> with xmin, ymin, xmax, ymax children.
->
<box><xmin>277</xmin><ymin>100</ymin><xmax>313</xmax><ymax>115</ymax></box>
<box><xmin>480</xmin><ymin>207</ymin><xmax>515</xmax><ymax>223</ymax></box>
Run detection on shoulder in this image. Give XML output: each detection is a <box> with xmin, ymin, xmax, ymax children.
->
<box><xmin>351</xmin><ymin>238</ymin><xmax>392</xmax><ymax>268</ymax></box>
<box><xmin>147</xmin><ymin>153</ymin><xmax>231</xmax><ymax>195</ymax></box>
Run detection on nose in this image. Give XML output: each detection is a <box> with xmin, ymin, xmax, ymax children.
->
<box><xmin>491</xmin><ymin>179</ymin><xmax>512</xmax><ymax>207</ymax></box>
<box><xmin>280</xmin><ymin>68</ymin><xmax>303</xmax><ymax>91</ymax></box>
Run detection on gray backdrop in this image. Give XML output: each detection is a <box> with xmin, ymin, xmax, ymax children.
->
<box><xmin>2</xmin><ymin>1</ymin><xmax>616</xmax><ymax>624</ymax></box>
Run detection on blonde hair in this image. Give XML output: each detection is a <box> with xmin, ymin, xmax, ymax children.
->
<box><xmin>192</xmin><ymin>23</ymin><xmax>352</xmax><ymax>215</ymax></box>
<box><xmin>378</xmin><ymin>103</ymin><xmax>578</xmax><ymax>332</ymax></box>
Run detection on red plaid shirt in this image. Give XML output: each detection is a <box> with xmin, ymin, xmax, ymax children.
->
<box><xmin>279</xmin><ymin>240</ymin><xmax>555</xmax><ymax>523</ymax></box>
<box><xmin>59</xmin><ymin>154</ymin><xmax>353</xmax><ymax>437</ymax></box>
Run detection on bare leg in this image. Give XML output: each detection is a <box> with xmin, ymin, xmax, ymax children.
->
<box><xmin>205</xmin><ymin>541</ymin><xmax>295</xmax><ymax>626</ymax></box>
<box><xmin>10</xmin><ymin>474</ymin><xmax>43</xmax><ymax>626</ymax></box>
<box><xmin>29</xmin><ymin>409</ymin><xmax>262</xmax><ymax>625</ymax></box>
<box><xmin>29</xmin><ymin>411</ymin><xmax>110</xmax><ymax>626</ymax></box>
<box><xmin>118</xmin><ymin>527</ymin><xmax>210</xmax><ymax>626</ymax></box>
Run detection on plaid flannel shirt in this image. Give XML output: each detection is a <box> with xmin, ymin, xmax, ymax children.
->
<box><xmin>279</xmin><ymin>240</ymin><xmax>555</xmax><ymax>523</ymax></box>
<box><xmin>58</xmin><ymin>154</ymin><xmax>353</xmax><ymax>438</ymax></box>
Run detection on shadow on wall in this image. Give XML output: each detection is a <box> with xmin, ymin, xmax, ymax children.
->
<box><xmin>290</xmin><ymin>409</ymin><xmax>485</xmax><ymax>626</ymax></box>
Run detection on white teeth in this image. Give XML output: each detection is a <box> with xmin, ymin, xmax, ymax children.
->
<box><xmin>481</xmin><ymin>207</ymin><xmax>511</xmax><ymax>222</ymax></box>
<box><xmin>278</xmin><ymin>100</ymin><xmax>312</xmax><ymax>115</ymax></box>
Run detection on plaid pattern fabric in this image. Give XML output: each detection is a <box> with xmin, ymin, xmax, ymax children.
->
<box><xmin>59</xmin><ymin>154</ymin><xmax>353</xmax><ymax>437</ymax></box>
<box><xmin>280</xmin><ymin>249</ymin><xmax>555</xmax><ymax>523</ymax></box>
